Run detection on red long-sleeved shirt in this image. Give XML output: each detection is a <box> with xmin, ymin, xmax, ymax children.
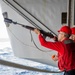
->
<box><xmin>39</xmin><ymin>34</ymin><xmax>75</xmax><ymax>71</ymax></box>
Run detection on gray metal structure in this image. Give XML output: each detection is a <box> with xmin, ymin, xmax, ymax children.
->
<box><xmin>0</xmin><ymin>0</ymin><xmax>74</xmax><ymax>71</ymax></box>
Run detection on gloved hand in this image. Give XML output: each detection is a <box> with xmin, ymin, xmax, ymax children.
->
<box><xmin>34</xmin><ymin>28</ymin><xmax>41</xmax><ymax>35</ymax></box>
<box><xmin>52</xmin><ymin>54</ymin><xmax>58</xmax><ymax>61</ymax></box>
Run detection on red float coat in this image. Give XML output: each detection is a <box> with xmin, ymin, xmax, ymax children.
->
<box><xmin>39</xmin><ymin>34</ymin><xmax>75</xmax><ymax>71</ymax></box>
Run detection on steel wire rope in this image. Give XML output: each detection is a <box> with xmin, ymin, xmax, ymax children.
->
<box><xmin>29</xmin><ymin>30</ymin><xmax>54</xmax><ymax>57</ymax></box>
<box><xmin>7</xmin><ymin>27</ymin><xmax>52</xmax><ymax>53</ymax></box>
<box><xmin>7</xmin><ymin>27</ymin><xmax>36</xmax><ymax>48</ymax></box>
<box><xmin>30</xmin><ymin>30</ymin><xmax>52</xmax><ymax>52</ymax></box>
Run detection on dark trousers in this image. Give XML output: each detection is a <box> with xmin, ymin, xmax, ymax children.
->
<box><xmin>64</xmin><ymin>69</ymin><xmax>75</xmax><ymax>75</ymax></box>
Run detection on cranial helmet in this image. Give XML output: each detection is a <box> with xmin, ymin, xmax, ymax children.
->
<box><xmin>58</xmin><ymin>26</ymin><xmax>71</xmax><ymax>35</ymax></box>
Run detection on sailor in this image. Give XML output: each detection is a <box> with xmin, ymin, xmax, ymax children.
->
<box><xmin>70</xmin><ymin>27</ymin><xmax>75</xmax><ymax>42</ymax></box>
<box><xmin>34</xmin><ymin>25</ymin><xmax>75</xmax><ymax>75</ymax></box>
<box><xmin>52</xmin><ymin>27</ymin><xmax>75</xmax><ymax>62</ymax></box>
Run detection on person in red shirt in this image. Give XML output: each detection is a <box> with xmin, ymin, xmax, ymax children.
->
<box><xmin>34</xmin><ymin>26</ymin><xmax>75</xmax><ymax>75</ymax></box>
<box><xmin>70</xmin><ymin>27</ymin><xmax>75</xmax><ymax>42</ymax></box>
<box><xmin>52</xmin><ymin>27</ymin><xmax>75</xmax><ymax>62</ymax></box>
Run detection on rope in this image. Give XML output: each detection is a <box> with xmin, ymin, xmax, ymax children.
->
<box><xmin>7</xmin><ymin>27</ymin><xmax>52</xmax><ymax>52</ymax></box>
<box><xmin>30</xmin><ymin>30</ymin><xmax>52</xmax><ymax>52</ymax></box>
<box><xmin>7</xmin><ymin>27</ymin><xmax>53</xmax><ymax>58</ymax></box>
<box><xmin>7</xmin><ymin>28</ymin><xmax>37</xmax><ymax>48</ymax></box>
<box><xmin>0</xmin><ymin>59</ymin><xmax>63</xmax><ymax>73</ymax></box>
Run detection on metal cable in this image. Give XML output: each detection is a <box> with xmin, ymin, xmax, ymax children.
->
<box><xmin>3</xmin><ymin>0</ymin><xmax>57</xmax><ymax>36</ymax></box>
<box><xmin>7</xmin><ymin>27</ymin><xmax>52</xmax><ymax>53</ymax></box>
<box><xmin>30</xmin><ymin>30</ymin><xmax>52</xmax><ymax>52</ymax></box>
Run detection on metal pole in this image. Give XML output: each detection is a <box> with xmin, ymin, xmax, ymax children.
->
<box><xmin>68</xmin><ymin>0</ymin><xmax>72</xmax><ymax>27</ymax></box>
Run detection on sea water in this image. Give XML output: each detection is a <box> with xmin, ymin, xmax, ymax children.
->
<box><xmin>0</xmin><ymin>42</ymin><xmax>63</xmax><ymax>75</ymax></box>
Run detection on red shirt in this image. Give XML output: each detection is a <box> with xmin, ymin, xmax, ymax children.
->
<box><xmin>39</xmin><ymin>34</ymin><xmax>75</xmax><ymax>71</ymax></box>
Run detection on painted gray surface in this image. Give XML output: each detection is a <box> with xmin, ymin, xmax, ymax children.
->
<box><xmin>0</xmin><ymin>0</ymin><xmax>68</xmax><ymax>66</ymax></box>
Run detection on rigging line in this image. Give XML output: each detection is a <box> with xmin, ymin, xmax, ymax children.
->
<box><xmin>6</xmin><ymin>25</ymin><xmax>53</xmax><ymax>58</ymax></box>
<box><xmin>0</xmin><ymin>59</ymin><xmax>63</xmax><ymax>73</ymax></box>
<box><xmin>7</xmin><ymin>27</ymin><xmax>52</xmax><ymax>54</ymax></box>
<box><xmin>30</xmin><ymin>30</ymin><xmax>52</xmax><ymax>52</ymax></box>
<box><xmin>7</xmin><ymin>27</ymin><xmax>37</xmax><ymax>49</ymax></box>
<box><xmin>30</xmin><ymin>31</ymin><xmax>55</xmax><ymax>57</ymax></box>
<box><xmin>3</xmin><ymin>0</ymin><xmax>57</xmax><ymax>36</ymax></box>
<box><xmin>7</xmin><ymin>27</ymin><xmax>52</xmax><ymax>53</ymax></box>
<box><xmin>3</xmin><ymin>0</ymin><xmax>42</xmax><ymax>30</ymax></box>
<box><xmin>3</xmin><ymin>0</ymin><xmax>57</xmax><ymax>55</ymax></box>
<box><xmin>13</xmin><ymin>0</ymin><xmax>57</xmax><ymax>36</ymax></box>
<box><xmin>7</xmin><ymin>26</ymin><xmax>53</xmax><ymax>57</ymax></box>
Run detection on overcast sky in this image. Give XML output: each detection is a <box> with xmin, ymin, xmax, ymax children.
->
<box><xmin>0</xmin><ymin>7</ymin><xmax>9</xmax><ymax>39</ymax></box>
<box><xmin>0</xmin><ymin>6</ymin><xmax>10</xmax><ymax>48</ymax></box>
